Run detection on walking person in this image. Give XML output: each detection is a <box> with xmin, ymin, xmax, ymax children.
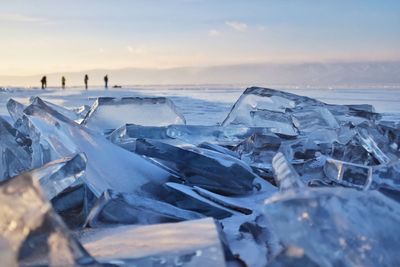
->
<box><xmin>84</xmin><ymin>74</ymin><xmax>89</xmax><ymax>90</ymax></box>
<box><xmin>104</xmin><ymin>75</ymin><xmax>108</xmax><ymax>89</ymax></box>
<box><xmin>61</xmin><ymin>76</ymin><xmax>66</xmax><ymax>90</ymax></box>
<box><xmin>41</xmin><ymin>76</ymin><xmax>47</xmax><ymax>89</ymax></box>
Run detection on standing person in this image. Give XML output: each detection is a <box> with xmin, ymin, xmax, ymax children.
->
<box><xmin>41</xmin><ymin>76</ymin><xmax>47</xmax><ymax>89</ymax></box>
<box><xmin>104</xmin><ymin>75</ymin><xmax>108</xmax><ymax>89</ymax></box>
<box><xmin>84</xmin><ymin>74</ymin><xmax>89</xmax><ymax>90</ymax></box>
<box><xmin>61</xmin><ymin>76</ymin><xmax>66</xmax><ymax>90</ymax></box>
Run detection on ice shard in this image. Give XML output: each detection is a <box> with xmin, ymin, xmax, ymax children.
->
<box><xmin>291</xmin><ymin>106</ymin><xmax>339</xmax><ymax>133</ymax></box>
<box><xmin>356</xmin><ymin>122</ymin><xmax>393</xmax><ymax>164</ymax></box>
<box><xmin>6</xmin><ymin>98</ymin><xmax>26</xmax><ymax>123</ymax></box>
<box><xmin>0</xmin><ymin>166</ymin><xmax>96</xmax><ymax>266</ymax></box>
<box><xmin>235</xmin><ymin>132</ymin><xmax>281</xmax><ymax>172</ymax></box>
<box><xmin>85</xmin><ymin>189</ymin><xmax>203</xmax><ymax>227</ymax></box>
<box><xmin>324</xmin><ymin>158</ymin><xmax>372</xmax><ymax>190</ymax></box>
<box><xmin>272</xmin><ymin>152</ymin><xmax>304</xmax><ymax>192</ymax></box>
<box><xmin>166</xmin><ymin>125</ymin><xmax>262</xmax><ymax>146</ymax></box>
<box><xmin>82</xmin><ymin>97</ymin><xmax>186</xmax><ymax>133</ymax></box>
<box><xmin>111</xmin><ymin>123</ymin><xmax>295</xmax><ymax>147</ymax></box>
<box><xmin>0</xmin><ymin>116</ymin><xmax>32</xmax><ymax>181</ymax></box>
<box><xmin>31</xmin><ymin>98</ymin><xmax>84</xmax><ymax>122</ymax></box>
<box><xmin>80</xmin><ymin>218</ymin><xmax>226</xmax><ymax>266</ymax></box>
<box><xmin>372</xmin><ymin>162</ymin><xmax>400</xmax><ymax>192</ymax></box>
<box><xmin>198</xmin><ymin>142</ymin><xmax>240</xmax><ymax>159</ymax></box>
<box><xmin>222</xmin><ymin>87</ymin><xmax>322</xmax><ymax>127</ymax></box>
<box><xmin>249</xmin><ymin>110</ymin><xmax>298</xmax><ymax>136</ymax></box>
<box><xmin>30</xmin><ymin>153</ymin><xmax>87</xmax><ymax>200</ymax></box>
<box><xmin>166</xmin><ymin>182</ymin><xmax>238</xmax><ymax>219</ymax></box>
<box><xmin>134</xmin><ymin>138</ymin><xmax>257</xmax><ymax>195</ymax></box>
<box><xmin>109</xmin><ymin>124</ymin><xmax>171</xmax><ymax>145</ymax></box>
<box><xmin>264</xmin><ymin>188</ymin><xmax>400</xmax><ymax>267</ymax></box>
<box><xmin>22</xmin><ymin>97</ymin><xmax>171</xmax><ymax>197</ymax></box>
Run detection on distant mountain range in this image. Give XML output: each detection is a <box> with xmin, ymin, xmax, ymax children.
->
<box><xmin>1</xmin><ymin>61</ymin><xmax>400</xmax><ymax>87</ymax></box>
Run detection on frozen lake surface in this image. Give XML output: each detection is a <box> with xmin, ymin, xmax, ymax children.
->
<box><xmin>2</xmin><ymin>84</ymin><xmax>400</xmax><ymax>266</ymax></box>
<box><xmin>1</xmin><ymin>85</ymin><xmax>400</xmax><ymax>125</ymax></box>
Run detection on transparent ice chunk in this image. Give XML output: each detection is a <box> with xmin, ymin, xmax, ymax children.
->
<box><xmin>250</xmin><ymin>110</ymin><xmax>298</xmax><ymax>136</ymax></box>
<box><xmin>134</xmin><ymin>138</ymin><xmax>257</xmax><ymax>195</ymax></box>
<box><xmin>356</xmin><ymin>122</ymin><xmax>392</xmax><ymax>164</ymax></box>
<box><xmin>80</xmin><ymin>218</ymin><xmax>226</xmax><ymax>266</ymax></box>
<box><xmin>82</xmin><ymin>97</ymin><xmax>186</xmax><ymax>133</ymax></box>
<box><xmin>222</xmin><ymin>87</ymin><xmax>322</xmax><ymax>127</ymax></box>
<box><xmin>31</xmin><ymin>153</ymin><xmax>87</xmax><ymax>200</ymax></box>
<box><xmin>272</xmin><ymin>152</ymin><xmax>304</xmax><ymax>192</ymax></box>
<box><xmin>324</xmin><ymin>158</ymin><xmax>372</xmax><ymax>190</ymax></box>
<box><xmin>264</xmin><ymin>188</ymin><xmax>400</xmax><ymax>267</ymax></box>
<box><xmin>0</xmin><ymin>116</ymin><xmax>32</xmax><ymax>181</ymax></box>
<box><xmin>291</xmin><ymin>106</ymin><xmax>339</xmax><ymax>133</ymax></box>
<box><xmin>0</xmin><ymin>167</ymin><xmax>96</xmax><ymax>266</ymax></box>
<box><xmin>6</xmin><ymin>98</ymin><xmax>26</xmax><ymax>123</ymax></box>
<box><xmin>85</xmin><ymin>189</ymin><xmax>203</xmax><ymax>227</ymax></box>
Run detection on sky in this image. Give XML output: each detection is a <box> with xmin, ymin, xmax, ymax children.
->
<box><xmin>0</xmin><ymin>0</ymin><xmax>399</xmax><ymax>76</ymax></box>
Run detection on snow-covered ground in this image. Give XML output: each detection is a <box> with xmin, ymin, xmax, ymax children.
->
<box><xmin>1</xmin><ymin>86</ymin><xmax>400</xmax><ymax>125</ymax></box>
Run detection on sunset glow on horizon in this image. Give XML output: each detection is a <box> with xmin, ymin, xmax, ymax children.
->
<box><xmin>1</xmin><ymin>0</ymin><xmax>399</xmax><ymax>76</ymax></box>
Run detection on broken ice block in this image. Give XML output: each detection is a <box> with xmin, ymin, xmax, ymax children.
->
<box><xmin>356</xmin><ymin>122</ymin><xmax>392</xmax><ymax>164</ymax></box>
<box><xmin>235</xmin><ymin>132</ymin><xmax>281</xmax><ymax>172</ymax></box>
<box><xmin>0</xmin><ymin>116</ymin><xmax>32</xmax><ymax>181</ymax></box>
<box><xmin>22</xmin><ymin>97</ymin><xmax>171</xmax><ymax>197</ymax></box>
<box><xmin>31</xmin><ymin>153</ymin><xmax>87</xmax><ymax>199</ymax></box>
<box><xmin>324</xmin><ymin>158</ymin><xmax>372</xmax><ymax>190</ymax></box>
<box><xmin>291</xmin><ymin>106</ymin><xmax>339</xmax><ymax>133</ymax></box>
<box><xmin>6</xmin><ymin>98</ymin><xmax>26</xmax><ymax>123</ymax></box>
<box><xmin>272</xmin><ymin>152</ymin><xmax>304</xmax><ymax>192</ymax></box>
<box><xmin>264</xmin><ymin>188</ymin><xmax>400</xmax><ymax>267</ymax></box>
<box><xmin>0</xmin><ymin>166</ymin><xmax>96</xmax><ymax>266</ymax></box>
<box><xmin>82</xmin><ymin>97</ymin><xmax>186</xmax><ymax>133</ymax></box>
<box><xmin>80</xmin><ymin>218</ymin><xmax>226</xmax><ymax>266</ymax></box>
<box><xmin>198</xmin><ymin>142</ymin><xmax>240</xmax><ymax>159</ymax></box>
<box><xmin>111</xmin><ymin>124</ymin><xmax>294</xmax><ymax>147</ymax></box>
<box><xmin>167</xmin><ymin>124</ymin><xmax>290</xmax><ymax>145</ymax></box>
<box><xmin>135</xmin><ymin>138</ymin><xmax>257</xmax><ymax>195</ymax></box>
<box><xmin>31</xmin><ymin>98</ymin><xmax>83</xmax><ymax>122</ymax></box>
<box><xmin>372</xmin><ymin>162</ymin><xmax>400</xmax><ymax>192</ymax></box>
<box><xmin>85</xmin><ymin>189</ymin><xmax>203</xmax><ymax>227</ymax></box>
<box><xmin>166</xmin><ymin>182</ymin><xmax>237</xmax><ymax>219</ymax></box>
<box><xmin>222</xmin><ymin>87</ymin><xmax>322</xmax><ymax>127</ymax></box>
<box><xmin>108</xmin><ymin>124</ymin><xmax>171</xmax><ymax>144</ymax></box>
<box><xmin>250</xmin><ymin>110</ymin><xmax>298</xmax><ymax>136</ymax></box>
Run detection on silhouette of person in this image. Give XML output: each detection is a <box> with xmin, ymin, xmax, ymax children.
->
<box><xmin>84</xmin><ymin>74</ymin><xmax>89</xmax><ymax>90</ymax></box>
<box><xmin>61</xmin><ymin>76</ymin><xmax>66</xmax><ymax>90</ymax></box>
<box><xmin>41</xmin><ymin>76</ymin><xmax>47</xmax><ymax>89</ymax></box>
<box><xmin>104</xmin><ymin>75</ymin><xmax>108</xmax><ymax>89</ymax></box>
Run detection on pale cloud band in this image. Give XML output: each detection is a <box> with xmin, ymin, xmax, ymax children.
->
<box><xmin>0</xmin><ymin>13</ymin><xmax>46</xmax><ymax>23</ymax></box>
<box><xmin>225</xmin><ymin>21</ymin><xmax>247</xmax><ymax>32</ymax></box>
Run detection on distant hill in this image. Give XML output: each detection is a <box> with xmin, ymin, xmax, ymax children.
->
<box><xmin>1</xmin><ymin>61</ymin><xmax>400</xmax><ymax>87</ymax></box>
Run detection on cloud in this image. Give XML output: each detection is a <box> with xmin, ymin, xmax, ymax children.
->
<box><xmin>257</xmin><ymin>25</ymin><xmax>266</xmax><ymax>32</ymax></box>
<box><xmin>225</xmin><ymin>21</ymin><xmax>247</xmax><ymax>32</ymax></box>
<box><xmin>208</xmin><ymin>29</ymin><xmax>221</xmax><ymax>37</ymax></box>
<box><xmin>127</xmin><ymin>45</ymin><xmax>147</xmax><ymax>54</ymax></box>
<box><xmin>0</xmin><ymin>13</ymin><xmax>47</xmax><ymax>23</ymax></box>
